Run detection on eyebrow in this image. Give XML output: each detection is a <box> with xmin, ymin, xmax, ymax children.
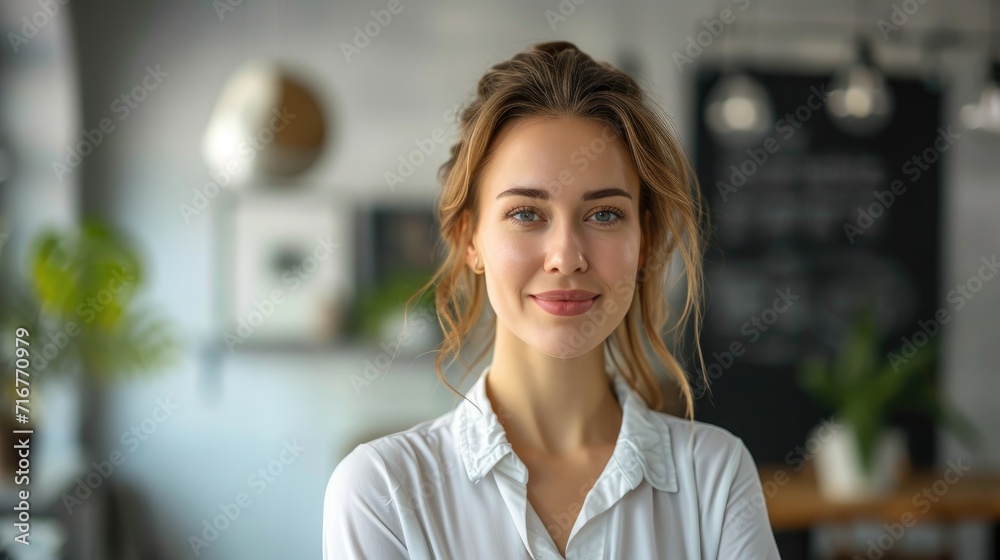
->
<box><xmin>495</xmin><ymin>187</ymin><xmax>633</xmax><ymax>201</ymax></box>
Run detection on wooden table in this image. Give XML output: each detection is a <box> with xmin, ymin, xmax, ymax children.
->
<box><xmin>758</xmin><ymin>463</ymin><xmax>1000</xmax><ymax>558</ymax></box>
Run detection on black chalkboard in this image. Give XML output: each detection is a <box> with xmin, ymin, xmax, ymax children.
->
<box><xmin>691</xmin><ymin>67</ymin><xmax>943</xmax><ymax>469</ymax></box>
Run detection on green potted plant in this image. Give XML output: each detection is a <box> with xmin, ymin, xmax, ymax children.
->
<box><xmin>797</xmin><ymin>305</ymin><xmax>978</xmax><ymax>501</ymax></box>
<box><xmin>352</xmin><ymin>268</ymin><xmax>440</xmax><ymax>352</ymax></box>
<box><xmin>0</xmin><ymin>217</ymin><xmax>179</xmax><ymax>478</ymax></box>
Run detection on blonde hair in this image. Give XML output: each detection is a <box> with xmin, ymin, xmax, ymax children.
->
<box><xmin>403</xmin><ymin>41</ymin><xmax>709</xmax><ymax>419</ymax></box>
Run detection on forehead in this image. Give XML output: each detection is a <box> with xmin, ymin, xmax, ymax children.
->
<box><xmin>480</xmin><ymin>116</ymin><xmax>639</xmax><ymax>200</ymax></box>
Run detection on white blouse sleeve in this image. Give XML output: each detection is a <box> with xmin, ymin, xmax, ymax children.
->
<box><xmin>716</xmin><ymin>439</ymin><xmax>782</xmax><ymax>559</ymax></box>
<box><xmin>322</xmin><ymin>443</ymin><xmax>410</xmax><ymax>560</ymax></box>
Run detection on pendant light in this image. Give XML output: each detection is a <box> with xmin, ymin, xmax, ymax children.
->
<box><xmin>703</xmin><ymin>1</ymin><xmax>773</xmax><ymax>147</ymax></box>
<box><xmin>960</xmin><ymin>0</ymin><xmax>1000</xmax><ymax>134</ymax></box>
<box><xmin>200</xmin><ymin>0</ymin><xmax>328</xmax><ymax>187</ymax></box>
<box><xmin>201</xmin><ymin>61</ymin><xmax>327</xmax><ymax>184</ymax></box>
<box><xmin>826</xmin><ymin>0</ymin><xmax>895</xmax><ymax>136</ymax></box>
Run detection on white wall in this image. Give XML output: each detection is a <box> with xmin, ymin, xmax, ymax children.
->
<box><xmin>3</xmin><ymin>0</ymin><xmax>997</xmax><ymax>558</ymax></box>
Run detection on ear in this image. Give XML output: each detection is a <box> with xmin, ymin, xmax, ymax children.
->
<box><xmin>466</xmin><ymin>244</ymin><xmax>478</xmax><ymax>270</ymax></box>
<box><xmin>460</xmin><ymin>211</ymin><xmax>479</xmax><ymax>269</ymax></box>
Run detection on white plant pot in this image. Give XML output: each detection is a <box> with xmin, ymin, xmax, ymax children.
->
<box><xmin>811</xmin><ymin>421</ymin><xmax>907</xmax><ymax>502</ymax></box>
<box><xmin>377</xmin><ymin>306</ymin><xmax>440</xmax><ymax>355</ymax></box>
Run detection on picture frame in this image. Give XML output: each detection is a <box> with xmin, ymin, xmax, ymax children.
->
<box><xmin>215</xmin><ymin>188</ymin><xmax>353</xmax><ymax>351</ymax></box>
<box><xmin>349</xmin><ymin>202</ymin><xmax>443</xmax><ymax>342</ymax></box>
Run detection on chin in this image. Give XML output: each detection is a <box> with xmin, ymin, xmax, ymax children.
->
<box><xmin>520</xmin><ymin>325</ymin><xmax>606</xmax><ymax>359</ymax></box>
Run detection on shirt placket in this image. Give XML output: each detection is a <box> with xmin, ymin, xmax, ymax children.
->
<box><xmin>563</xmin><ymin>447</ymin><xmax>642</xmax><ymax>560</ymax></box>
<box><xmin>493</xmin><ymin>451</ymin><xmax>605</xmax><ymax>560</ymax></box>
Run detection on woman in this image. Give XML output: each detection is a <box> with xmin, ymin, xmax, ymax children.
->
<box><xmin>323</xmin><ymin>41</ymin><xmax>780</xmax><ymax>559</ymax></box>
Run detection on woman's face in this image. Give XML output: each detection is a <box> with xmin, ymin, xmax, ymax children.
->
<box><xmin>469</xmin><ymin>116</ymin><xmax>644</xmax><ymax>358</ymax></box>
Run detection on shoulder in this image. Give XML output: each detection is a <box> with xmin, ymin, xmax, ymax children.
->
<box><xmin>323</xmin><ymin>410</ymin><xmax>457</xmax><ymax>527</ymax></box>
<box><xmin>642</xmin><ymin>413</ymin><xmax>781</xmax><ymax>557</ymax></box>
<box><xmin>326</xmin><ymin>409</ymin><xmax>458</xmax><ymax>494</ymax></box>
<box><xmin>649</xmin><ymin>411</ymin><xmax>750</xmax><ymax>464</ymax></box>
<box><xmin>646</xmin><ymin>411</ymin><xmax>761</xmax><ymax>496</ymax></box>
<box><xmin>323</xmin><ymin>442</ymin><xmax>390</xmax><ymax>510</ymax></box>
<box><xmin>324</xmin><ymin>433</ymin><xmax>436</xmax><ymax>559</ymax></box>
<box><xmin>364</xmin><ymin>409</ymin><xmax>458</xmax><ymax>471</ymax></box>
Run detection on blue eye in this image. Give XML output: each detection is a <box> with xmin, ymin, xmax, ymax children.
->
<box><xmin>588</xmin><ymin>207</ymin><xmax>625</xmax><ymax>226</ymax></box>
<box><xmin>503</xmin><ymin>206</ymin><xmax>626</xmax><ymax>227</ymax></box>
<box><xmin>512</xmin><ymin>210</ymin><xmax>537</xmax><ymax>222</ymax></box>
<box><xmin>505</xmin><ymin>206</ymin><xmax>540</xmax><ymax>226</ymax></box>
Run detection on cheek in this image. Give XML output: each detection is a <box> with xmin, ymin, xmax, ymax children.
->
<box><xmin>483</xmin><ymin>232</ymin><xmax>537</xmax><ymax>292</ymax></box>
<box><xmin>600</xmin><ymin>229</ymin><xmax>641</xmax><ymax>269</ymax></box>
<box><xmin>600</xmin><ymin>229</ymin><xmax>641</xmax><ymax>302</ymax></box>
<box><xmin>619</xmin><ymin>242</ymin><xmax>639</xmax><ymax>269</ymax></box>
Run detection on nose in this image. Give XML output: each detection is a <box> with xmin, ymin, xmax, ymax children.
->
<box><xmin>543</xmin><ymin>221</ymin><xmax>588</xmax><ymax>275</ymax></box>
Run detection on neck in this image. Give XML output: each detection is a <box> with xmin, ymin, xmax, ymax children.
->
<box><xmin>484</xmin><ymin>323</ymin><xmax>623</xmax><ymax>457</ymax></box>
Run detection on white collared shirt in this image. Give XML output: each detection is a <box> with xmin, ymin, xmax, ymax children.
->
<box><xmin>323</xmin><ymin>365</ymin><xmax>780</xmax><ymax>559</ymax></box>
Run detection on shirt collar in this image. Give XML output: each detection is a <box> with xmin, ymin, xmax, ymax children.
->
<box><xmin>454</xmin><ymin>364</ymin><xmax>678</xmax><ymax>493</ymax></box>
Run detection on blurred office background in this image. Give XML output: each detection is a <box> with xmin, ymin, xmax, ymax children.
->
<box><xmin>0</xmin><ymin>0</ymin><xmax>998</xmax><ymax>558</ymax></box>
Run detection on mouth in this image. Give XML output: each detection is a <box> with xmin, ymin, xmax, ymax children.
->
<box><xmin>530</xmin><ymin>294</ymin><xmax>599</xmax><ymax>317</ymax></box>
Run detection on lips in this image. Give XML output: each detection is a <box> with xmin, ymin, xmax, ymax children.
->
<box><xmin>532</xmin><ymin>290</ymin><xmax>599</xmax><ymax>301</ymax></box>
<box><xmin>530</xmin><ymin>290</ymin><xmax>600</xmax><ymax>317</ymax></box>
